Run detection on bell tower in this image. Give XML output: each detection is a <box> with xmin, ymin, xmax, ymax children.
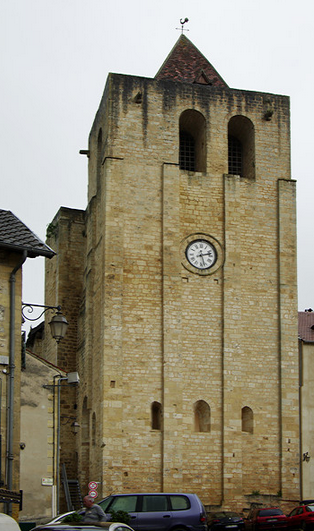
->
<box><xmin>68</xmin><ymin>34</ymin><xmax>299</xmax><ymax>509</ymax></box>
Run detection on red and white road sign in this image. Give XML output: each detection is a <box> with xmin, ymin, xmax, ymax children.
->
<box><xmin>88</xmin><ymin>481</ymin><xmax>98</xmax><ymax>490</ymax></box>
<box><xmin>89</xmin><ymin>489</ymin><xmax>98</xmax><ymax>498</ymax></box>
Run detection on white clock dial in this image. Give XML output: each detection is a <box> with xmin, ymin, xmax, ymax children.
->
<box><xmin>185</xmin><ymin>239</ymin><xmax>217</xmax><ymax>270</ymax></box>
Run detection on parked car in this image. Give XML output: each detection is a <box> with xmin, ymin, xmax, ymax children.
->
<box><xmin>245</xmin><ymin>507</ymin><xmax>288</xmax><ymax>531</ymax></box>
<box><xmin>208</xmin><ymin>511</ymin><xmax>245</xmax><ymax>531</ymax></box>
<box><xmin>288</xmin><ymin>504</ymin><xmax>314</xmax><ymax>530</ymax></box>
<box><xmin>98</xmin><ymin>492</ymin><xmax>207</xmax><ymax>531</ymax></box>
<box><xmin>30</xmin><ymin>522</ymin><xmax>134</xmax><ymax>531</ymax></box>
<box><xmin>39</xmin><ymin>511</ymin><xmax>79</xmax><ymax>525</ymax></box>
<box><xmin>31</xmin><ymin>492</ymin><xmax>207</xmax><ymax>531</ymax></box>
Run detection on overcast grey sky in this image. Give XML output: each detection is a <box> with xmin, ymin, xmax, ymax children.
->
<box><xmin>1</xmin><ymin>0</ymin><xmax>314</xmax><ymax>324</ymax></box>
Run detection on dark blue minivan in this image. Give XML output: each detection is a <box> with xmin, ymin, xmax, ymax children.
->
<box><xmin>99</xmin><ymin>493</ymin><xmax>207</xmax><ymax>531</ymax></box>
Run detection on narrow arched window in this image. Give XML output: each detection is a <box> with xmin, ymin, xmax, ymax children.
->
<box><xmin>194</xmin><ymin>400</ymin><xmax>211</xmax><ymax>432</ymax></box>
<box><xmin>242</xmin><ymin>406</ymin><xmax>253</xmax><ymax>434</ymax></box>
<box><xmin>97</xmin><ymin>128</ymin><xmax>102</xmax><ymax>191</ymax></box>
<box><xmin>81</xmin><ymin>397</ymin><xmax>90</xmax><ymax>483</ymax></box>
<box><xmin>82</xmin><ymin>396</ymin><xmax>89</xmax><ymax>438</ymax></box>
<box><xmin>92</xmin><ymin>412</ymin><xmax>96</xmax><ymax>446</ymax></box>
<box><xmin>151</xmin><ymin>401</ymin><xmax>162</xmax><ymax>430</ymax></box>
<box><xmin>179</xmin><ymin>110</ymin><xmax>206</xmax><ymax>172</ymax></box>
<box><xmin>228</xmin><ymin>116</ymin><xmax>255</xmax><ymax>179</ymax></box>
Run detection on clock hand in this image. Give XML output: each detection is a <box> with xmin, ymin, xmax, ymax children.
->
<box><xmin>199</xmin><ymin>253</ymin><xmax>206</xmax><ymax>267</ymax></box>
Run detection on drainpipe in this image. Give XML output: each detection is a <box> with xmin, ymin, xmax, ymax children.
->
<box><xmin>299</xmin><ymin>337</ymin><xmax>303</xmax><ymax>501</ymax></box>
<box><xmin>0</xmin><ymin>378</ymin><xmax>3</xmax><ymax>486</ymax></box>
<box><xmin>7</xmin><ymin>251</ymin><xmax>27</xmax><ymax>500</ymax></box>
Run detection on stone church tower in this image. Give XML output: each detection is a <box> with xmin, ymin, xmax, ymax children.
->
<box><xmin>45</xmin><ymin>35</ymin><xmax>299</xmax><ymax>510</ymax></box>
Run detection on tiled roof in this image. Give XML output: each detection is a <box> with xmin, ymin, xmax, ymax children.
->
<box><xmin>299</xmin><ymin>311</ymin><xmax>314</xmax><ymax>342</ymax></box>
<box><xmin>0</xmin><ymin>210</ymin><xmax>55</xmax><ymax>258</ymax></box>
<box><xmin>155</xmin><ymin>35</ymin><xmax>228</xmax><ymax>87</ymax></box>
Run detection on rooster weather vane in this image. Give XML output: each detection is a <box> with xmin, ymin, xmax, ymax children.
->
<box><xmin>177</xmin><ymin>18</ymin><xmax>189</xmax><ymax>33</ymax></box>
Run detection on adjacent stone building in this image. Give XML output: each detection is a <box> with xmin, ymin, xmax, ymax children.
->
<box><xmin>43</xmin><ymin>35</ymin><xmax>300</xmax><ymax>511</ymax></box>
<box><xmin>19</xmin><ymin>347</ymin><xmax>66</xmax><ymax>524</ymax></box>
<box><xmin>0</xmin><ymin>209</ymin><xmax>55</xmax><ymax>518</ymax></box>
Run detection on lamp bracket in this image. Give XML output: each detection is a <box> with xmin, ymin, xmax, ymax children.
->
<box><xmin>22</xmin><ymin>302</ymin><xmax>62</xmax><ymax>323</ymax></box>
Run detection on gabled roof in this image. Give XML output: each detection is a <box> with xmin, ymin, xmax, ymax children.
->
<box><xmin>299</xmin><ymin>310</ymin><xmax>314</xmax><ymax>343</ymax></box>
<box><xmin>26</xmin><ymin>321</ymin><xmax>45</xmax><ymax>348</ymax></box>
<box><xmin>26</xmin><ymin>346</ymin><xmax>66</xmax><ymax>375</ymax></box>
<box><xmin>0</xmin><ymin>210</ymin><xmax>55</xmax><ymax>258</ymax></box>
<box><xmin>155</xmin><ymin>34</ymin><xmax>228</xmax><ymax>87</ymax></box>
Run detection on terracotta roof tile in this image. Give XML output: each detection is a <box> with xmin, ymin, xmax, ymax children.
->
<box><xmin>155</xmin><ymin>35</ymin><xmax>228</xmax><ymax>87</ymax></box>
<box><xmin>299</xmin><ymin>311</ymin><xmax>314</xmax><ymax>342</ymax></box>
<box><xmin>0</xmin><ymin>210</ymin><xmax>55</xmax><ymax>258</ymax></box>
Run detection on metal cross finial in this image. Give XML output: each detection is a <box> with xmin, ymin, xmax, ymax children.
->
<box><xmin>176</xmin><ymin>17</ymin><xmax>189</xmax><ymax>34</ymax></box>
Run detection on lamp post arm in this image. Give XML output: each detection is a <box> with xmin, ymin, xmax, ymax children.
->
<box><xmin>22</xmin><ymin>303</ymin><xmax>62</xmax><ymax>322</ymax></box>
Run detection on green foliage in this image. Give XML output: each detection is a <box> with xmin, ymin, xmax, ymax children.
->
<box><xmin>264</xmin><ymin>108</ymin><xmax>274</xmax><ymax>120</ymax></box>
<box><xmin>62</xmin><ymin>511</ymin><xmax>83</xmax><ymax>522</ymax></box>
<box><xmin>46</xmin><ymin>222</ymin><xmax>58</xmax><ymax>239</ymax></box>
<box><xmin>109</xmin><ymin>509</ymin><xmax>131</xmax><ymax>524</ymax></box>
<box><xmin>251</xmin><ymin>490</ymin><xmax>260</xmax><ymax>496</ymax></box>
<box><xmin>277</xmin><ymin>490</ymin><xmax>282</xmax><ymax>498</ymax></box>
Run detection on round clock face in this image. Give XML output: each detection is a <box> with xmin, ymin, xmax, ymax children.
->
<box><xmin>185</xmin><ymin>239</ymin><xmax>217</xmax><ymax>270</ymax></box>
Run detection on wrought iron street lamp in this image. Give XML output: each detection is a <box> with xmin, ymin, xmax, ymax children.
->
<box><xmin>22</xmin><ymin>303</ymin><xmax>68</xmax><ymax>342</ymax></box>
<box><xmin>49</xmin><ymin>311</ymin><xmax>68</xmax><ymax>343</ymax></box>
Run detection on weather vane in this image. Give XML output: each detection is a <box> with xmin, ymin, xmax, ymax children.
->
<box><xmin>176</xmin><ymin>18</ymin><xmax>189</xmax><ymax>34</ymax></box>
